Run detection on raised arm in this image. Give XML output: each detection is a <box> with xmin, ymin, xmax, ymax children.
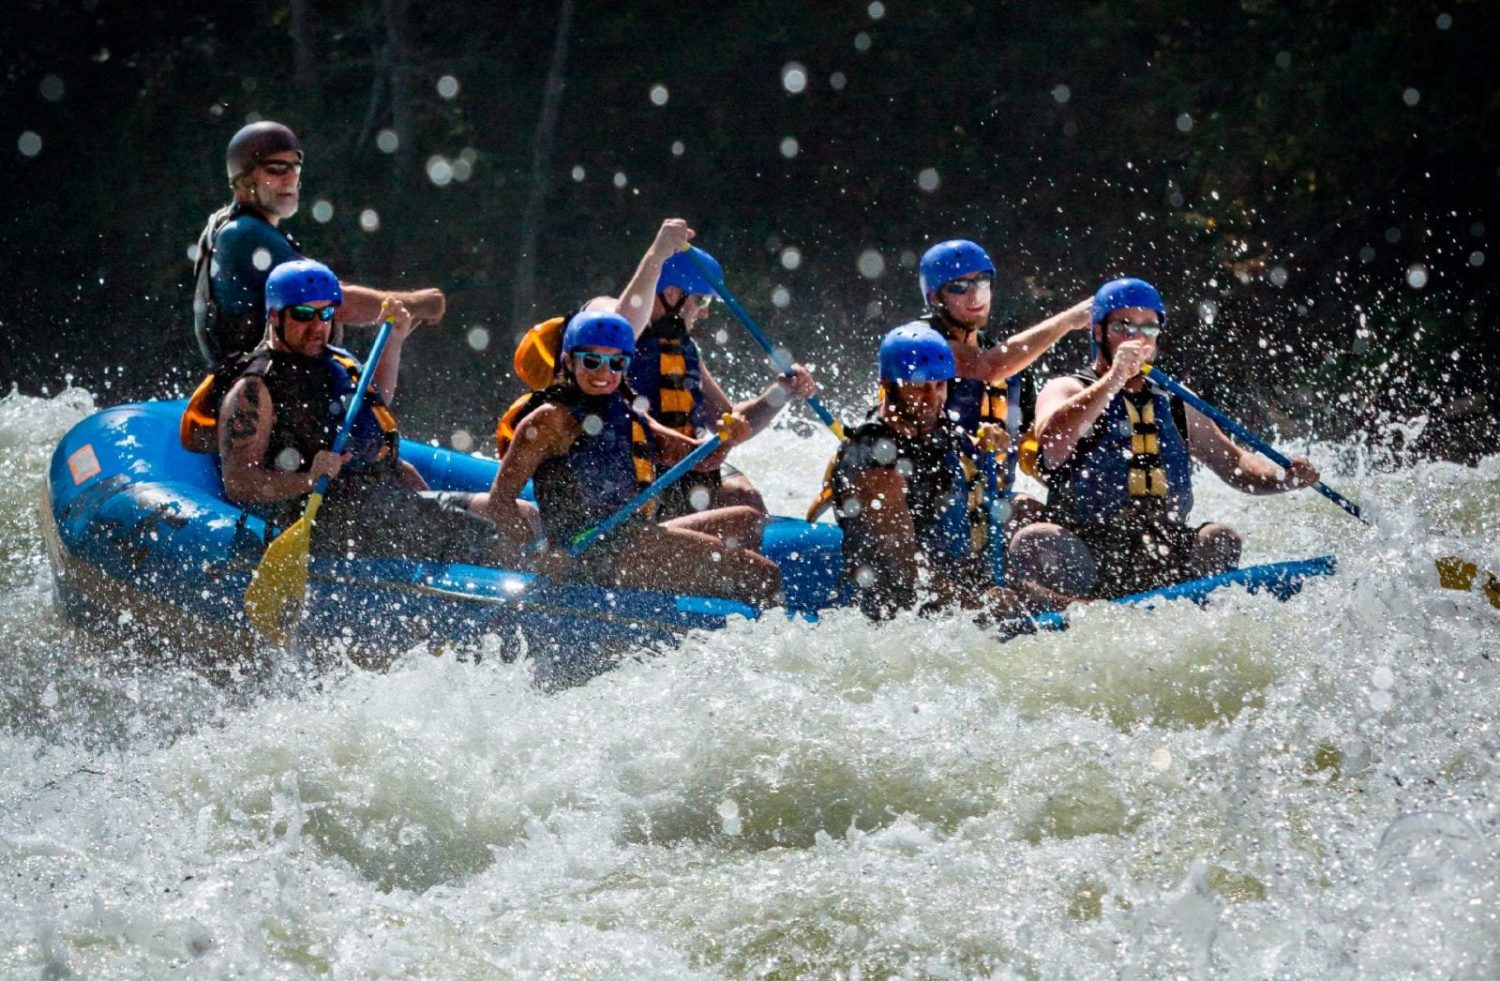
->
<box><xmin>337</xmin><ymin>284</ymin><xmax>446</xmax><ymax>326</ymax></box>
<box><xmin>953</xmin><ymin>297</ymin><xmax>1091</xmax><ymax>384</ymax></box>
<box><xmin>617</xmin><ymin>219</ymin><xmax>694</xmax><ymax>337</ymax></box>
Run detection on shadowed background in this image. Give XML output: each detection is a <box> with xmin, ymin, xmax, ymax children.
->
<box><xmin>2</xmin><ymin>0</ymin><xmax>1495</xmax><ymax>460</ymax></box>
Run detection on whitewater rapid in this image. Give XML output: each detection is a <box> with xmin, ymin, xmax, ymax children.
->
<box><xmin>2</xmin><ymin>387</ymin><xmax>1496</xmax><ymax>976</ymax></box>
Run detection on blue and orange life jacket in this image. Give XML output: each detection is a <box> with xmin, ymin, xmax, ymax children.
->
<box><xmin>627</xmin><ymin>315</ymin><xmax>708</xmax><ymax>437</ymax></box>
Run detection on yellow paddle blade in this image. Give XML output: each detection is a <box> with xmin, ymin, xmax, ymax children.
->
<box><xmin>1435</xmin><ymin>555</ymin><xmax>1500</xmax><ymax>610</ymax></box>
<box><xmin>244</xmin><ymin>494</ymin><xmax>322</xmax><ymax>643</ymax></box>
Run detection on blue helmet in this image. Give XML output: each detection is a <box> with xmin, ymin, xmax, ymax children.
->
<box><xmin>562</xmin><ymin>310</ymin><xmax>635</xmax><ymax>357</ymax></box>
<box><xmin>879</xmin><ymin>322</ymin><xmax>956</xmax><ymax>383</ymax></box>
<box><xmin>919</xmin><ymin>239</ymin><xmax>996</xmax><ymax>300</ymax></box>
<box><xmin>658</xmin><ymin>246</ymin><xmax>723</xmax><ymax>297</ymax></box>
<box><xmin>1092</xmin><ymin>277</ymin><xmax>1167</xmax><ymax>327</ymax></box>
<box><xmin>265</xmin><ymin>259</ymin><xmax>342</xmax><ymax>314</ymax></box>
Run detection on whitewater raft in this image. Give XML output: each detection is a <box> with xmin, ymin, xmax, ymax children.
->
<box><xmin>42</xmin><ymin>400</ymin><xmax>1334</xmax><ymax>685</ymax></box>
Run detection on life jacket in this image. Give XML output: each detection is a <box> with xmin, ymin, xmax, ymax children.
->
<box><xmin>627</xmin><ymin>314</ymin><xmax>708</xmax><ymax>437</ymax></box>
<box><xmin>1044</xmin><ymin>367</ymin><xmax>1194</xmax><ymax>527</ymax></box>
<box><xmin>191</xmin><ymin>202</ymin><xmax>301</xmax><ymax>367</ymax></box>
<box><xmin>179</xmin><ymin>345</ymin><xmax>400</xmax><ymax>474</ymax></box>
<box><xmin>831</xmin><ymin>412</ymin><xmax>979</xmax><ymax>578</ymax></box>
<box><xmin>527</xmin><ymin>384</ymin><xmax>658</xmax><ymax>544</ymax></box>
<box><xmin>494</xmin><ymin>390</ymin><xmax>544</xmax><ymax>458</ymax></box>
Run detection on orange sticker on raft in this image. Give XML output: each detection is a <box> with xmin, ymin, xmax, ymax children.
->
<box><xmin>68</xmin><ymin>444</ymin><xmax>101</xmax><ymax>485</ymax></box>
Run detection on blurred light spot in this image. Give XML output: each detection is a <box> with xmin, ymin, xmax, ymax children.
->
<box><xmin>451</xmin><ymin>157</ymin><xmax>473</xmax><ymax>182</ymax></box>
<box><xmin>1371</xmin><ymin>665</ymin><xmax>1395</xmax><ymax>690</ymax></box>
<box><xmin>1402</xmin><ymin>87</ymin><xmax>1420</xmax><ymax>107</ymax></box>
<box><xmin>649</xmin><ymin>83</ymin><xmax>669</xmax><ymax>106</ymax></box>
<box><xmin>1369</xmin><ymin>689</ymin><xmax>1393</xmax><ymax>712</ymax></box>
<box><xmin>1198</xmin><ymin>300</ymin><xmax>1218</xmax><ymax>323</ymax></box>
<box><xmin>186</xmin><ymin>243</ymin><xmax>200</xmax><ymax>263</ymax></box>
<box><xmin>917</xmin><ymin>167</ymin><xmax>940</xmax><ymax>192</ymax></box>
<box><xmin>436</xmin><ymin>75</ymin><xmax>460</xmax><ymax>99</ymax></box>
<box><xmin>359</xmin><ymin>209</ymin><xmax>380</xmax><ymax>232</ymax></box>
<box><xmin>898</xmin><ymin>249</ymin><xmax>917</xmax><ymax>269</ymax></box>
<box><xmin>450</xmin><ymin>429</ymin><xmax>474</xmax><ymax>452</ymax></box>
<box><xmin>1176</xmin><ymin>113</ymin><xmax>1194</xmax><ymax>132</ymax></box>
<box><xmin>613</xmin><ymin>171</ymin><xmax>627</xmax><ymax>189</ymax></box>
<box><xmin>868</xmin><ymin>1</ymin><xmax>885</xmax><ymax>18</ymax></box>
<box><xmin>1051</xmin><ymin>84</ymin><xmax>1071</xmax><ymax>104</ymax></box>
<box><xmin>1359</xmin><ymin>246</ymin><xmax>1376</xmax><ymax>262</ymax></box>
<box><xmin>857</xmin><ymin>249</ymin><xmax>885</xmax><ymax>279</ymax></box>
<box><xmin>771</xmin><ymin>286</ymin><xmax>791</xmax><ymax>308</ymax></box>
<box><xmin>571</xmin><ymin>165</ymin><xmax>585</xmax><ymax>182</ymax></box>
<box><xmin>854</xmin><ymin>32</ymin><xmax>872</xmax><ymax>53</ymax></box>
<box><xmin>1469</xmin><ymin>250</ymin><xmax>1485</xmax><ymax>267</ymax></box>
<box><xmin>581</xmin><ymin>414</ymin><xmax>604</xmax><ymax>436</ymax></box>
<box><xmin>1268</xmin><ymin>265</ymin><xmax>1288</xmax><ymax>287</ymax></box>
<box><xmin>780</xmin><ymin>136</ymin><xmax>799</xmax><ymax>158</ymax></box>
<box><xmin>830</xmin><ymin>72</ymin><xmax>847</xmax><ymax>91</ymax></box>
<box><xmin>1406</xmin><ymin>264</ymin><xmax>1428</xmax><ymax>289</ymax></box>
<box><xmin>1275</xmin><ymin>51</ymin><xmax>1291</xmax><ymax>69</ymax></box>
<box><xmin>311</xmin><ymin>199</ymin><xmax>334</xmax><ymax>223</ymax></box>
<box><xmin>251</xmin><ymin>247</ymin><xmax>272</xmax><ymax>271</ymax></box>
<box><xmin>466</xmin><ymin>326</ymin><xmax>490</xmax><ymax>351</ymax></box>
<box><xmin>18</xmin><ymin>131</ymin><xmax>42</xmax><ymax>157</ymax></box>
<box><xmin>1385</xmin><ymin>227</ymin><xmax>1401</xmax><ymax>243</ymax></box>
<box><xmin>689</xmin><ymin>486</ymin><xmax>712</xmax><ymax>512</ymax></box>
<box><xmin>426</xmin><ymin>155</ymin><xmax>454</xmax><ymax>186</ymax></box>
<box><xmin>275</xmin><ymin>448</ymin><xmax>303</xmax><ymax>471</ymax></box>
<box><xmin>376</xmin><ymin>129</ymin><xmax>399</xmax><ymax>154</ymax></box>
<box><xmin>40</xmin><ymin>75</ymin><xmax>65</xmax><ymax>101</ymax></box>
<box><xmin>781</xmin><ymin>62</ymin><xmax>807</xmax><ymax>95</ymax></box>
<box><xmin>713</xmin><ymin>328</ymin><xmax>729</xmax><ymax>344</ymax></box>
<box><xmin>780</xmin><ymin>246</ymin><xmax>802</xmax><ymax>270</ymax></box>
<box><xmin>1150</xmin><ymin>747</ymin><xmax>1172</xmax><ymax>770</ymax></box>
<box><xmin>1169</xmin><ymin>190</ymin><xmax>1185</xmax><ymax>208</ymax></box>
<box><xmin>671</xmin><ymin>140</ymin><xmax>685</xmax><ymax>157</ymax></box>
<box><xmin>1436</xmin><ymin>12</ymin><xmax>1453</xmax><ymax>29</ymax></box>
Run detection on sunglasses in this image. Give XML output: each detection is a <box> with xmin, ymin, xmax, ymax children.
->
<box><xmin>940</xmin><ymin>274</ymin><xmax>993</xmax><ymax>296</ymax></box>
<box><xmin>1108</xmin><ymin>320</ymin><xmax>1162</xmax><ymax>339</ymax></box>
<box><xmin>259</xmin><ymin>159</ymin><xmax>303</xmax><ymax>176</ymax></box>
<box><xmin>572</xmin><ymin>351</ymin><xmax>631</xmax><ymax>372</ymax></box>
<box><xmin>283</xmin><ymin>304</ymin><xmax>338</xmax><ymax>323</ymax></box>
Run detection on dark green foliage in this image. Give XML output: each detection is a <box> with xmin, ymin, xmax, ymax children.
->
<box><xmin>2</xmin><ymin>0</ymin><xmax>1495</xmax><ymax>459</ymax></box>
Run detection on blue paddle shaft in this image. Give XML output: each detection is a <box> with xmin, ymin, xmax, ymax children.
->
<box><xmin>309</xmin><ymin>319</ymin><xmax>395</xmax><ymax>499</ymax></box>
<box><xmin>568</xmin><ymin>433</ymin><xmax>724</xmax><ymax>558</ymax></box>
<box><xmin>1143</xmin><ymin>365</ymin><xmax>1366</xmax><ymax>524</ymax></box>
<box><xmin>681</xmin><ymin>248</ymin><xmax>845</xmax><ymax>436</ymax></box>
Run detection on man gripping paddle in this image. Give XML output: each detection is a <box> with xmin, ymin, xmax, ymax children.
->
<box><xmin>1010</xmin><ymin>277</ymin><xmax>1322</xmax><ymax>599</ymax></box>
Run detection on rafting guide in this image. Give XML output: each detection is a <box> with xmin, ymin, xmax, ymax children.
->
<box><xmin>192</xmin><ymin>121</ymin><xmax>448</xmax><ymax>368</ymax></box>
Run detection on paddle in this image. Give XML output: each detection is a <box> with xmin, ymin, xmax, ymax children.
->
<box><xmin>1435</xmin><ymin>556</ymin><xmax>1500</xmax><ymax>610</ymax></box>
<box><xmin>978</xmin><ymin>375</ymin><xmax>1023</xmax><ymax>587</ymax></box>
<box><xmin>1142</xmin><ymin>364</ymin><xmax>1369</xmax><ymax>525</ymax></box>
<box><xmin>567</xmin><ymin>418</ymin><xmax>732</xmax><ymax>558</ymax></box>
<box><xmin>244</xmin><ymin>316</ymin><xmax>396</xmax><ymax>643</ymax></box>
<box><xmin>680</xmin><ymin>247</ymin><xmax>847</xmax><ymax>440</ymax></box>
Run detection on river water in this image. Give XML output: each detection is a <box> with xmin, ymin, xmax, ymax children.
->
<box><xmin>2</xmin><ymin>386</ymin><xmax>1496</xmax><ymax>977</ymax></box>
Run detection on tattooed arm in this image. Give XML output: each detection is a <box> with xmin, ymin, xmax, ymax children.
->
<box><xmin>218</xmin><ymin>377</ymin><xmax>347</xmax><ymax>503</ymax></box>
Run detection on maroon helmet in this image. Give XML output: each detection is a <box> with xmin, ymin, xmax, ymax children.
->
<box><xmin>225</xmin><ymin>121</ymin><xmax>302</xmax><ymax>182</ymax></box>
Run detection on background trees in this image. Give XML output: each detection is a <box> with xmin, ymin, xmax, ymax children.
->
<box><xmin>3</xmin><ymin>0</ymin><xmax>1495</xmax><ymax>459</ymax></box>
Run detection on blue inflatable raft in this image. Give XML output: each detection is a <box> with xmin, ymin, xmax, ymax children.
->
<box><xmin>41</xmin><ymin>400</ymin><xmax>1334</xmax><ymax>684</ymax></box>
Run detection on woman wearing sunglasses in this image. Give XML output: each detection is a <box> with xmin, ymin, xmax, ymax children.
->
<box><xmin>482</xmin><ymin>311</ymin><xmax>783</xmax><ymax>607</ymax></box>
<box><xmin>209</xmin><ymin>259</ymin><xmax>509</xmax><ymax>567</ymax></box>
<box><xmin>1012</xmin><ymin>277</ymin><xmax>1321</xmax><ymax>599</ymax></box>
